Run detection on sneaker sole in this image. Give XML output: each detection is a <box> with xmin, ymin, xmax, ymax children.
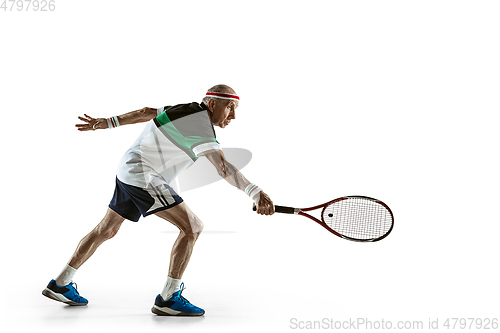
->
<box><xmin>42</xmin><ymin>288</ymin><xmax>88</xmax><ymax>306</ymax></box>
<box><xmin>151</xmin><ymin>305</ymin><xmax>204</xmax><ymax>316</ymax></box>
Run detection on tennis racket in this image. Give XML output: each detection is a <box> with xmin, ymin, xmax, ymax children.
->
<box><xmin>253</xmin><ymin>195</ymin><xmax>394</xmax><ymax>242</ymax></box>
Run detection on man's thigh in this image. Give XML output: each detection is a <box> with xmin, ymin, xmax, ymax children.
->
<box><xmin>154</xmin><ymin>202</ymin><xmax>203</xmax><ymax>234</ymax></box>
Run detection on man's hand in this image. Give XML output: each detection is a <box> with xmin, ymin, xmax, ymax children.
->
<box><xmin>75</xmin><ymin>114</ymin><xmax>107</xmax><ymax>131</ymax></box>
<box><xmin>254</xmin><ymin>191</ymin><xmax>275</xmax><ymax>215</ymax></box>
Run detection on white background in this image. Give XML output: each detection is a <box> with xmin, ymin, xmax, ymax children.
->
<box><xmin>1</xmin><ymin>1</ymin><xmax>499</xmax><ymax>332</ymax></box>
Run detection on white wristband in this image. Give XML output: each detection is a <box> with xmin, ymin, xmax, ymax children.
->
<box><xmin>245</xmin><ymin>183</ymin><xmax>262</xmax><ymax>199</ymax></box>
<box><xmin>107</xmin><ymin>116</ymin><xmax>120</xmax><ymax>129</ymax></box>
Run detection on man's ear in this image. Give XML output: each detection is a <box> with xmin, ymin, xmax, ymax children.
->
<box><xmin>207</xmin><ymin>99</ymin><xmax>215</xmax><ymax>112</ymax></box>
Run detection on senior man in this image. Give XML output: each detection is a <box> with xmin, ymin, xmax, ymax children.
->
<box><xmin>42</xmin><ymin>84</ymin><xmax>274</xmax><ymax>316</ymax></box>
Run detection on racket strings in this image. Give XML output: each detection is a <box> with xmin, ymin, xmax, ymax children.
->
<box><xmin>322</xmin><ymin>198</ymin><xmax>392</xmax><ymax>240</ymax></box>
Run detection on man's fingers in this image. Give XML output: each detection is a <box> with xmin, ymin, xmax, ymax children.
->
<box><xmin>257</xmin><ymin>203</ymin><xmax>274</xmax><ymax>215</ymax></box>
<box><xmin>75</xmin><ymin>124</ymin><xmax>91</xmax><ymax>131</ymax></box>
<box><xmin>78</xmin><ymin>116</ymin><xmax>91</xmax><ymax>123</ymax></box>
<box><xmin>79</xmin><ymin>114</ymin><xmax>95</xmax><ymax>122</ymax></box>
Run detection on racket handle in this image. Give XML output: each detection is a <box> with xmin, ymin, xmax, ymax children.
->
<box><xmin>252</xmin><ymin>204</ymin><xmax>296</xmax><ymax>214</ymax></box>
<box><xmin>275</xmin><ymin>205</ymin><xmax>296</xmax><ymax>214</ymax></box>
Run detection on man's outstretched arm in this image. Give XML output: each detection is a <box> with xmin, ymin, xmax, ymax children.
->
<box><xmin>201</xmin><ymin>149</ymin><xmax>275</xmax><ymax>215</ymax></box>
<box><xmin>75</xmin><ymin>107</ymin><xmax>158</xmax><ymax>131</ymax></box>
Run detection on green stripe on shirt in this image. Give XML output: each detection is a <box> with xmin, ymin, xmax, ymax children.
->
<box><xmin>155</xmin><ymin>112</ymin><xmax>218</xmax><ymax>160</ymax></box>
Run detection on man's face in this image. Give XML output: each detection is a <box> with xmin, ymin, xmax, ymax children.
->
<box><xmin>209</xmin><ymin>99</ymin><xmax>238</xmax><ymax>128</ymax></box>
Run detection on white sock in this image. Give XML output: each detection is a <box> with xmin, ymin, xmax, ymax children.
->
<box><xmin>160</xmin><ymin>276</ymin><xmax>182</xmax><ymax>300</ymax></box>
<box><xmin>55</xmin><ymin>264</ymin><xmax>77</xmax><ymax>286</ymax></box>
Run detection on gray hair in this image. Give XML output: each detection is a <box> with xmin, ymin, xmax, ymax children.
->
<box><xmin>202</xmin><ymin>84</ymin><xmax>237</xmax><ymax>106</ymax></box>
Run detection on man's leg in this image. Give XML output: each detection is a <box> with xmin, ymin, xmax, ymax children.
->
<box><xmin>151</xmin><ymin>202</ymin><xmax>205</xmax><ymax>316</ymax></box>
<box><xmin>155</xmin><ymin>202</ymin><xmax>203</xmax><ymax>279</ymax></box>
<box><xmin>68</xmin><ymin>207</ymin><xmax>125</xmax><ymax>269</ymax></box>
<box><xmin>42</xmin><ymin>208</ymin><xmax>125</xmax><ymax>306</ymax></box>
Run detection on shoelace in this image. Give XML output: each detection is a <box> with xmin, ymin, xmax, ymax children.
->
<box><xmin>176</xmin><ymin>283</ymin><xmax>192</xmax><ymax>305</ymax></box>
<box><xmin>70</xmin><ymin>282</ymin><xmax>80</xmax><ymax>295</ymax></box>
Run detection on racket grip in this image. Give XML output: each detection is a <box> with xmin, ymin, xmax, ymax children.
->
<box><xmin>252</xmin><ymin>204</ymin><xmax>296</xmax><ymax>214</ymax></box>
<box><xmin>275</xmin><ymin>205</ymin><xmax>296</xmax><ymax>214</ymax></box>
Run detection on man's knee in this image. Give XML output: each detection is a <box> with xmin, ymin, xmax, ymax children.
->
<box><xmin>183</xmin><ymin>217</ymin><xmax>203</xmax><ymax>238</ymax></box>
<box><xmin>94</xmin><ymin>211</ymin><xmax>124</xmax><ymax>240</ymax></box>
<box><xmin>103</xmin><ymin>227</ymin><xmax>120</xmax><ymax>240</ymax></box>
<box><xmin>93</xmin><ymin>224</ymin><xmax>120</xmax><ymax>240</ymax></box>
<box><xmin>192</xmin><ymin>218</ymin><xmax>204</xmax><ymax>235</ymax></box>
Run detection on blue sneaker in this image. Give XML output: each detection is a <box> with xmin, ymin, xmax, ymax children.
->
<box><xmin>42</xmin><ymin>280</ymin><xmax>88</xmax><ymax>306</ymax></box>
<box><xmin>151</xmin><ymin>283</ymin><xmax>204</xmax><ymax>316</ymax></box>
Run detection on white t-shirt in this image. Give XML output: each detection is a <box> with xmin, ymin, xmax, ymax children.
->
<box><xmin>116</xmin><ymin>102</ymin><xmax>221</xmax><ymax>189</ymax></box>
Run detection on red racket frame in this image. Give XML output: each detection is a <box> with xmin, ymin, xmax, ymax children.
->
<box><xmin>255</xmin><ymin>196</ymin><xmax>394</xmax><ymax>242</ymax></box>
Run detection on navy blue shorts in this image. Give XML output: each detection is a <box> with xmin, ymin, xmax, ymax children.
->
<box><xmin>109</xmin><ymin>177</ymin><xmax>183</xmax><ymax>222</ymax></box>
